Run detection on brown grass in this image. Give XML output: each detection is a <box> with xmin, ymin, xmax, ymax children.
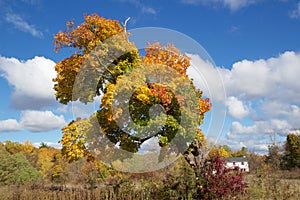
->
<box><xmin>236</xmin><ymin>170</ymin><xmax>300</xmax><ymax>200</ymax></box>
<box><xmin>0</xmin><ymin>170</ymin><xmax>299</xmax><ymax>200</ymax></box>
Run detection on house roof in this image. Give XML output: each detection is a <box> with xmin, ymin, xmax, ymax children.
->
<box><xmin>224</xmin><ymin>157</ymin><xmax>247</xmax><ymax>162</ymax></box>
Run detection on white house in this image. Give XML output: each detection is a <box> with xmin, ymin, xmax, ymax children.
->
<box><xmin>224</xmin><ymin>156</ymin><xmax>249</xmax><ymax>172</ymax></box>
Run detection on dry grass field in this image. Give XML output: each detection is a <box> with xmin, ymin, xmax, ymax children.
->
<box><xmin>0</xmin><ymin>170</ymin><xmax>299</xmax><ymax>200</ymax></box>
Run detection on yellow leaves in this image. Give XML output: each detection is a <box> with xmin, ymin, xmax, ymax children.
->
<box><xmin>219</xmin><ymin>148</ymin><xmax>231</xmax><ymax>158</ymax></box>
<box><xmin>136</xmin><ymin>94</ymin><xmax>150</xmax><ymax>103</ymax></box>
<box><xmin>209</xmin><ymin>147</ymin><xmax>231</xmax><ymax>158</ymax></box>
<box><xmin>53</xmin><ymin>31</ymin><xmax>74</xmax><ymax>53</ymax></box>
<box><xmin>66</xmin><ymin>20</ymin><xmax>74</xmax><ymax>29</ymax></box>
<box><xmin>101</xmin><ymin>83</ymin><xmax>115</xmax><ymax>108</ymax></box>
<box><xmin>196</xmin><ymin>129</ymin><xmax>205</xmax><ymax>142</ymax></box>
<box><xmin>60</xmin><ymin>118</ymin><xmax>92</xmax><ymax>162</ymax></box>
<box><xmin>37</xmin><ymin>147</ymin><xmax>57</xmax><ymax>178</ymax></box>
<box><xmin>134</xmin><ymin>85</ymin><xmax>151</xmax><ymax>103</ymax></box>
<box><xmin>53</xmin><ymin>54</ymin><xmax>86</xmax><ymax>104</ymax></box>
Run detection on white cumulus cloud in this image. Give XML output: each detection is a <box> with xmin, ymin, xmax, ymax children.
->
<box><xmin>20</xmin><ymin>110</ymin><xmax>66</xmax><ymax>132</ymax></box>
<box><xmin>0</xmin><ymin>111</ymin><xmax>66</xmax><ymax>133</ymax></box>
<box><xmin>0</xmin><ymin>56</ymin><xmax>57</xmax><ymax>110</ymax></box>
<box><xmin>187</xmin><ymin>53</ymin><xmax>226</xmax><ymax>102</ymax></box>
<box><xmin>0</xmin><ymin>119</ymin><xmax>23</xmax><ymax>132</ymax></box>
<box><xmin>223</xmin><ymin>51</ymin><xmax>300</xmax><ymax>101</ymax></box>
<box><xmin>188</xmin><ymin>50</ymin><xmax>300</xmax><ymax>153</ymax></box>
<box><xmin>230</xmin><ymin>121</ymin><xmax>256</xmax><ymax>135</ymax></box>
<box><xmin>226</xmin><ymin>96</ymin><xmax>249</xmax><ymax>119</ymax></box>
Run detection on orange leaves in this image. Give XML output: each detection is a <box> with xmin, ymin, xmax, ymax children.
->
<box><xmin>149</xmin><ymin>83</ymin><xmax>173</xmax><ymax>110</ymax></box>
<box><xmin>53</xmin><ymin>13</ymin><xmax>124</xmax><ymax>54</ymax></box>
<box><xmin>143</xmin><ymin>42</ymin><xmax>191</xmax><ymax>76</ymax></box>
<box><xmin>53</xmin><ymin>14</ymin><xmax>138</xmax><ymax>104</ymax></box>
<box><xmin>53</xmin><ymin>31</ymin><xmax>74</xmax><ymax>53</ymax></box>
<box><xmin>198</xmin><ymin>97</ymin><xmax>212</xmax><ymax>114</ymax></box>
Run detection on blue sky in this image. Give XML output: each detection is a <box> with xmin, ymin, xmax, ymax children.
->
<box><xmin>0</xmin><ymin>0</ymin><xmax>300</xmax><ymax>153</ymax></box>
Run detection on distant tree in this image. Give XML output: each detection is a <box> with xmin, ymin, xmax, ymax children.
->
<box><xmin>209</xmin><ymin>145</ymin><xmax>231</xmax><ymax>158</ymax></box>
<box><xmin>247</xmin><ymin>153</ymin><xmax>266</xmax><ymax>172</ymax></box>
<box><xmin>4</xmin><ymin>140</ymin><xmax>39</xmax><ymax>168</ymax></box>
<box><xmin>4</xmin><ymin>140</ymin><xmax>23</xmax><ymax>154</ymax></box>
<box><xmin>39</xmin><ymin>142</ymin><xmax>50</xmax><ymax>149</ymax></box>
<box><xmin>221</xmin><ymin>145</ymin><xmax>232</xmax><ymax>155</ymax></box>
<box><xmin>49</xmin><ymin>150</ymin><xmax>68</xmax><ymax>184</ymax></box>
<box><xmin>282</xmin><ymin>133</ymin><xmax>300</xmax><ymax>169</ymax></box>
<box><xmin>157</xmin><ymin>157</ymin><xmax>197</xmax><ymax>199</ymax></box>
<box><xmin>36</xmin><ymin>147</ymin><xmax>58</xmax><ymax>179</ymax></box>
<box><xmin>265</xmin><ymin>145</ymin><xmax>282</xmax><ymax>170</ymax></box>
<box><xmin>0</xmin><ymin>153</ymin><xmax>42</xmax><ymax>185</ymax></box>
<box><xmin>81</xmin><ymin>160</ymin><xmax>107</xmax><ymax>189</ymax></box>
<box><xmin>231</xmin><ymin>146</ymin><xmax>248</xmax><ymax>157</ymax></box>
<box><xmin>0</xmin><ymin>142</ymin><xmax>7</xmax><ymax>157</ymax></box>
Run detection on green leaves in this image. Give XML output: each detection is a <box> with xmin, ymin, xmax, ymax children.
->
<box><xmin>0</xmin><ymin>153</ymin><xmax>42</xmax><ymax>185</ymax></box>
<box><xmin>283</xmin><ymin>134</ymin><xmax>300</xmax><ymax>169</ymax></box>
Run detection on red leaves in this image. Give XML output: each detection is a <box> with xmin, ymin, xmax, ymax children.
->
<box><xmin>198</xmin><ymin>154</ymin><xmax>248</xmax><ymax>199</ymax></box>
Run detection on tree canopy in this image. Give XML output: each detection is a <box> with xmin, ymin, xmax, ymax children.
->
<box><xmin>283</xmin><ymin>133</ymin><xmax>300</xmax><ymax>169</ymax></box>
<box><xmin>0</xmin><ymin>152</ymin><xmax>42</xmax><ymax>185</ymax></box>
<box><xmin>53</xmin><ymin>14</ymin><xmax>211</xmax><ymax>171</ymax></box>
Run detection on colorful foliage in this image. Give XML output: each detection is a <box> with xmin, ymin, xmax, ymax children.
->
<box><xmin>53</xmin><ymin>14</ymin><xmax>211</xmax><ymax>163</ymax></box>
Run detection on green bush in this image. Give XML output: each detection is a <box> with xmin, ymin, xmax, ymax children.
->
<box><xmin>0</xmin><ymin>153</ymin><xmax>42</xmax><ymax>185</ymax></box>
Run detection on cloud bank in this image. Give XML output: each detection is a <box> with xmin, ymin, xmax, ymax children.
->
<box><xmin>188</xmin><ymin>51</ymin><xmax>300</xmax><ymax>152</ymax></box>
<box><xmin>0</xmin><ymin>110</ymin><xmax>66</xmax><ymax>133</ymax></box>
<box><xmin>0</xmin><ymin>56</ymin><xmax>68</xmax><ymax>134</ymax></box>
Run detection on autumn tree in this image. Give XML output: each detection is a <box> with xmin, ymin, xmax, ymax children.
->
<box><xmin>36</xmin><ymin>147</ymin><xmax>58</xmax><ymax>179</ymax></box>
<box><xmin>0</xmin><ymin>152</ymin><xmax>42</xmax><ymax>185</ymax></box>
<box><xmin>49</xmin><ymin>150</ymin><xmax>69</xmax><ymax>185</ymax></box>
<box><xmin>4</xmin><ymin>140</ymin><xmax>38</xmax><ymax>167</ymax></box>
<box><xmin>282</xmin><ymin>133</ymin><xmax>300</xmax><ymax>169</ymax></box>
<box><xmin>265</xmin><ymin>144</ymin><xmax>282</xmax><ymax>171</ymax></box>
<box><xmin>231</xmin><ymin>146</ymin><xmax>248</xmax><ymax>157</ymax></box>
<box><xmin>209</xmin><ymin>145</ymin><xmax>231</xmax><ymax>158</ymax></box>
<box><xmin>247</xmin><ymin>153</ymin><xmax>266</xmax><ymax>172</ymax></box>
<box><xmin>53</xmin><ymin>13</ymin><xmax>211</xmax><ymax>189</ymax></box>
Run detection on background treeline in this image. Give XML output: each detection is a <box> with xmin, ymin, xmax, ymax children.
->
<box><xmin>265</xmin><ymin>133</ymin><xmax>300</xmax><ymax>170</ymax></box>
<box><xmin>0</xmin><ymin>133</ymin><xmax>299</xmax><ymax>199</ymax></box>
